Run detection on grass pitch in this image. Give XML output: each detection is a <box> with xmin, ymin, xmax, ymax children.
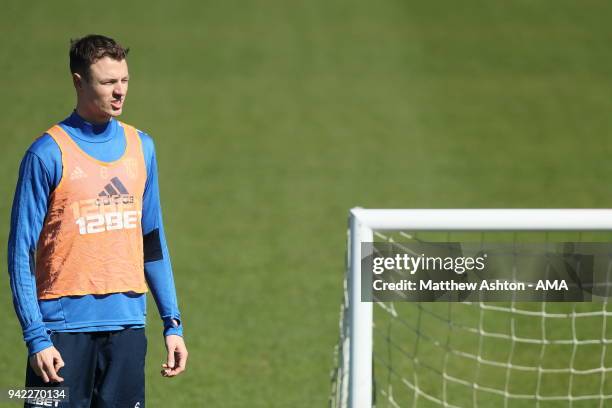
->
<box><xmin>2</xmin><ymin>1</ymin><xmax>612</xmax><ymax>406</ymax></box>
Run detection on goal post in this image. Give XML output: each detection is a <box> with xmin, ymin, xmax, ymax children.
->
<box><xmin>347</xmin><ymin>210</ymin><xmax>374</xmax><ymax>408</ymax></box>
<box><xmin>332</xmin><ymin>208</ymin><xmax>612</xmax><ymax>408</ymax></box>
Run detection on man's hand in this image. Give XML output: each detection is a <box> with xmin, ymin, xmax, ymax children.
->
<box><xmin>162</xmin><ymin>335</ymin><xmax>188</xmax><ymax>377</ymax></box>
<box><xmin>29</xmin><ymin>346</ymin><xmax>65</xmax><ymax>383</ymax></box>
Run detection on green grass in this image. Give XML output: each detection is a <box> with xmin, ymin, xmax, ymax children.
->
<box><xmin>2</xmin><ymin>0</ymin><xmax>612</xmax><ymax>406</ymax></box>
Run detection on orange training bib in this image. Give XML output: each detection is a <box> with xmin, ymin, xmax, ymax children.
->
<box><xmin>35</xmin><ymin>122</ymin><xmax>148</xmax><ymax>299</ymax></box>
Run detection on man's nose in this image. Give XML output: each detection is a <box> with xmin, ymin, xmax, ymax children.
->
<box><xmin>113</xmin><ymin>82</ymin><xmax>127</xmax><ymax>96</ymax></box>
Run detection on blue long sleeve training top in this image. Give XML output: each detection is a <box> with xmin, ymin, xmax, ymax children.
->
<box><xmin>8</xmin><ymin>111</ymin><xmax>183</xmax><ymax>356</ymax></box>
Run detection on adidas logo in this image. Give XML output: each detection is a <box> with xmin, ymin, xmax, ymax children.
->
<box><xmin>70</xmin><ymin>166</ymin><xmax>87</xmax><ymax>180</ymax></box>
<box><xmin>99</xmin><ymin>177</ymin><xmax>129</xmax><ymax>196</ymax></box>
<box><xmin>96</xmin><ymin>177</ymin><xmax>134</xmax><ymax>206</ymax></box>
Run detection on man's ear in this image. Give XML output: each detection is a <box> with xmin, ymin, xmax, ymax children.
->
<box><xmin>72</xmin><ymin>72</ymin><xmax>83</xmax><ymax>89</ymax></box>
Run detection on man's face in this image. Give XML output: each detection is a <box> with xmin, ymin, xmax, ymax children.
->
<box><xmin>75</xmin><ymin>56</ymin><xmax>129</xmax><ymax>123</ymax></box>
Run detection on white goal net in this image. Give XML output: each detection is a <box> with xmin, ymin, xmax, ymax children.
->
<box><xmin>330</xmin><ymin>209</ymin><xmax>612</xmax><ymax>408</ymax></box>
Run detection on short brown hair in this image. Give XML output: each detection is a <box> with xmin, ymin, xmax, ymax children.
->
<box><xmin>69</xmin><ymin>34</ymin><xmax>129</xmax><ymax>81</ymax></box>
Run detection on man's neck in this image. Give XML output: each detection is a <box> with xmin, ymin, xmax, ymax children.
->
<box><xmin>64</xmin><ymin>110</ymin><xmax>116</xmax><ymax>141</ymax></box>
<box><xmin>75</xmin><ymin>106</ymin><xmax>111</xmax><ymax>126</ymax></box>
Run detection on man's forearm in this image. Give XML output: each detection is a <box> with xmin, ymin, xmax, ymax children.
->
<box><xmin>144</xmin><ymin>256</ymin><xmax>183</xmax><ymax>337</ymax></box>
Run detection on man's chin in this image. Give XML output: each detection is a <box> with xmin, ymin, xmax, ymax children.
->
<box><xmin>109</xmin><ymin>108</ymin><xmax>123</xmax><ymax>117</ymax></box>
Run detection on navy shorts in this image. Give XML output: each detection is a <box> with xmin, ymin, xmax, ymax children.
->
<box><xmin>24</xmin><ymin>328</ymin><xmax>146</xmax><ymax>408</ymax></box>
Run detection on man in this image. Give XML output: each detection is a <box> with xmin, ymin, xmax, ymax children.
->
<box><xmin>8</xmin><ymin>34</ymin><xmax>188</xmax><ymax>407</ymax></box>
